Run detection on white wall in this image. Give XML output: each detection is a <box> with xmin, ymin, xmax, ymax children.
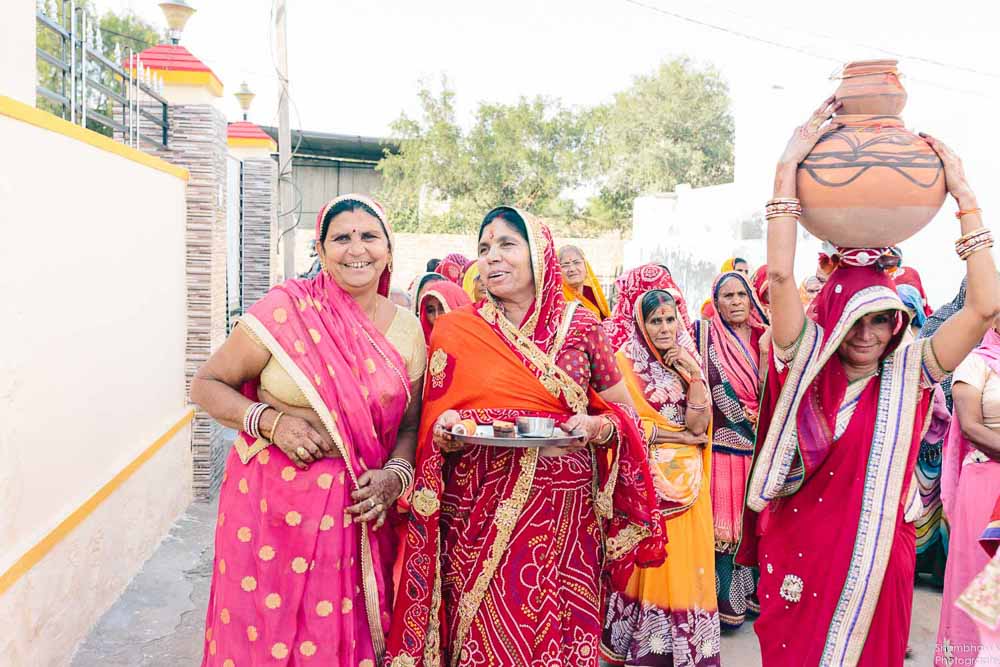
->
<box><xmin>1</xmin><ymin>0</ymin><xmax>37</xmax><ymax>105</ymax></box>
<box><xmin>0</xmin><ymin>113</ymin><xmax>192</xmax><ymax>664</ymax></box>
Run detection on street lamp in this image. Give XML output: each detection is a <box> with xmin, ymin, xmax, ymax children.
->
<box><xmin>235</xmin><ymin>82</ymin><xmax>255</xmax><ymax>120</ymax></box>
<box><xmin>159</xmin><ymin>0</ymin><xmax>196</xmax><ymax>45</ymax></box>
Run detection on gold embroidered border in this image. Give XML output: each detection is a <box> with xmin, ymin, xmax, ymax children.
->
<box><xmin>240</xmin><ymin>313</ymin><xmax>387</xmax><ymax>660</ymax></box>
<box><xmin>233</xmin><ymin>434</ymin><xmax>271</xmax><ymax>465</ymax></box>
<box><xmin>450</xmin><ymin>448</ymin><xmax>539</xmax><ymax>667</ymax></box>
<box><xmin>478</xmin><ymin>301</ymin><xmax>589</xmax><ymax>415</ymax></box>
<box><xmin>605</xmin><ymin>523</ymin><xmax>652</xmax><ymax>561</ymax></box>
<box><xmin>822</xmin><ymin>338</ymin><xmax>926</xmax><ymax>666</ymax></box>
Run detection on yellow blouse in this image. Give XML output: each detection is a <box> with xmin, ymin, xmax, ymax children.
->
<box><xmin>248</xmin><ymin>305</ymin><xmax>426</xmax><ymax>408</ymax></box>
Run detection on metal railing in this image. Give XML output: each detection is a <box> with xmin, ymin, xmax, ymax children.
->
<box><xmin>35</xmin><ymin>1</ymin><xmax>169</xmax><ymax>148</ymax></box>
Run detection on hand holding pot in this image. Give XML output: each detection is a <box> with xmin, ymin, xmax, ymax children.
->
<box><xmin>778</xmin><ymin>96</ymin><xmax>843</xmax><ymax>168</ymax></box>
<box><xmin>920</xmin><ymin>133</ymin><xmax>977</xmax><ymax>208</ymax></box>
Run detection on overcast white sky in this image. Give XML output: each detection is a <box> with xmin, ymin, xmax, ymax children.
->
<box><xmin>95</xmin><ymin>0</ymin><xmax>1000</xmax><ymax>302</ymax></box>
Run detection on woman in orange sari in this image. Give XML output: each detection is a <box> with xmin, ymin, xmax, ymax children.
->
<box><xmin>602</xmin><ymin>289</ymin><xmax>720</xmax><ymax>665</ymax></box>
<box><xmin>559</xmin><ymin>245</ymin><xmax>611</xmax><ymax>320</ymax></box>
<box><xmin>386</xmin><ymin>206</ymin><xmax>665</xmax><ymax>666</ymax></box>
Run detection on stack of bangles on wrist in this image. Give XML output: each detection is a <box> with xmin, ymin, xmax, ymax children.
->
<box><xmin>955</xmin><ymin>226</ymin><xmax>993</xmax><ymax>261</ymax></box>
<box><xmin>243</xmin><ymin>402</ymin><xmax>270</xmax><ymax>439</ymax></box>
<box><xmin>383</xmin><ymin>457</ymin><xmax>415</xmax><ymax>498</ymax></box>
<box><xmin>648</xmin><ymin>423</ymin><xmax>659</xmax><ymax>446</ymax></box>
<box><xmin>765</xmin><ymin>197</ymin><xmax>803</xmax><ymax>221</ymax></box>
<box><xmin>595</xmin><ymin>417</ymin><xmax>616</xmax><ymax>445</ymax></box>
<box><xmin>687</xmin><ymin>399</ymin><xmax>710</xmax><ymax>413</ymax></box>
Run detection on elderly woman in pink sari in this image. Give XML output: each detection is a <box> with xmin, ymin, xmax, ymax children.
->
<box><xmin>693</xmin><ymin>270</ymin><xmax>769</xmax><ymax>629</ymax></box>
<box><xmin>190</xmin><ymin>195</ymin><xmax>426</xmax><ymax>666</ymax></box>
<box><xmin>739</xmin><ymin>98</ymin><xmax>999</xmax><ymax>666</ymax></box>
<box><xmin>935</xmin><ymin>322</ymin><xmax>1000</xmax><ymax>665</ymax></box>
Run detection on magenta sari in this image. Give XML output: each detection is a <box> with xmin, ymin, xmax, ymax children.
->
<box><xmin>201</xmin><ymin>196</ymin><xmax>411</xmax><ymax>666</ymax></box>
<box><xmin>739</xmin><ymin>266</ymin><xmax>942</xmax><ymax>666</ymax></box>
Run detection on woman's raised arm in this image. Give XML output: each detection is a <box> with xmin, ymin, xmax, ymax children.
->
<box><xmin>768</xmin><ymin>97</ymin><xmax>842</xmax><ymax>348</ymax></box>
<box><xmin>922</xmin><ymin>134</ymin><xmax>1000</xmax><ymax>372</ymax></box>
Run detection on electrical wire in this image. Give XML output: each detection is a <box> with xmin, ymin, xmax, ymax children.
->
<box><xmin>620</xmin><ymin>0</ymin><xmax>998</xmax><ymax>99</ymax></box>
<box><xmin>658</xmin><ymin>0</ymin><xmax>1000</xmax><ymax>80</ymax></box>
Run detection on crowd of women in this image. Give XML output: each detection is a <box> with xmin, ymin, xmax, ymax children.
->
<box><xmin>190</xmin><ymin>98</ymin><xmax>1000</xmax><ymax>666</ymax></box>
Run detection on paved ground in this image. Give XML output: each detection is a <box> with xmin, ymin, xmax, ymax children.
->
<box><xmin>72</xmin><ymin>497</ymin><xmax>944</xmax><ymax>666</ymax></box>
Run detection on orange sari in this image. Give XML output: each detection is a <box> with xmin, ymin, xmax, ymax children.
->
<box><xmin>601</xmin><ymin>292</ymin><xmax>720</xmax><ymax>665</ymax></box>
<box><xmin>387</xmin><ymin>210</ymin><xmax>663</xmax><ymax>667</ymax></box>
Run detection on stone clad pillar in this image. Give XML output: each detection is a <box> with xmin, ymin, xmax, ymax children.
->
<box><xmin>228</xmin><ymin>121</ymin><xmax>278</xmax><ymax>309</ymax></box>
<box><xmin>137</xmin><ymin>45</ymin><xmax>230</xmax><ymax>498</ymax></box>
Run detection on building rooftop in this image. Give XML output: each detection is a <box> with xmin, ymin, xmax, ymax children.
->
<box><xmin>259</xmin><ymin>126</ymin><xmax>398</xmax><ymax>163</ymax></box>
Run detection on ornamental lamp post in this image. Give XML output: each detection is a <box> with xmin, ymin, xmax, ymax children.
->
<box><xmin>235</xmin><ymin>82</ymin><xmax>255</xmax><ymax>120</ymax></box>
<box><xmin>159</xmin><ymin>0</ymin><xmax>196</xmax><ymax>44</ymax></box>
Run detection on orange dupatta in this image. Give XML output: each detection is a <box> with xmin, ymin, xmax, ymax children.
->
<box><xmin>563</xmin><ymin>257</ymin><xmax>611</xmax><ymax>320</ymax></box>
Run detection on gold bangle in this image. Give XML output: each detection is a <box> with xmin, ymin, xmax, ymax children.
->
<box><xmin>596</xmin><ymin>417</ymin><xmax>615</xmax><ymax>445</ymax></box>
<box><xmin>269</xmin><ymin>411</ymin><xmax>286</xmax><ymax>443</ymax></box>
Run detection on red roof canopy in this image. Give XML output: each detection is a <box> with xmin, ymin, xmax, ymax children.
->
<box><xmin>228</xmin><ymin>121</ymin><xmax>272</xmax><ymax>140</ymax></box>
<box><xmin>126</xmin><ymin>44</ymin><xmax>217</xmax><ymax>76</ymax></box>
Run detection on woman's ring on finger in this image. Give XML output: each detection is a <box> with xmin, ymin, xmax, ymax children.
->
<box><xmin>367</xmin><ymin>497</ymin><xmax>376</xmax><ymax>510</ymax></box>
<box><xmin>296</xmin><ymin>446</ymin><xmax>308</xmax><ymax>458</ymax></box>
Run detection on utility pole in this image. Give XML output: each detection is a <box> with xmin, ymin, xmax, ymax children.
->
<box><xmin>275</xmin><ymin>0</ymin><xmax>295</xmax><ymax>280</ymax></box>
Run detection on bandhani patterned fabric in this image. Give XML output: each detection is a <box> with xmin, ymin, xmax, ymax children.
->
<box><xmin>603</xmin><ymin>264</ymin><xmax>695</xmax><ymax>355</ymax></box>
<box><xmin>739</xmin><ymin>265</ymin><xmax>944</xmax><ymax>666</ymax></box>
<box><xmin>385</xmin><ymin>208</ymin><xmax>665</xmax><ymax>667</ymax></box>
<box><xmin>752</xmin><ymin>264</ymin><xmax>769</xmax><ymax>309</ymax></box>
<box><xmin>434</xmin><ymin>258</ymin><xmax>465</xmax><ymax>284</ymax></box>
<box><xmin>417</xmin><ymin>281</ymin><xmax>472</xmax><ymax>344</ymax></box>
<box><xmin>919</xmin><ymin>277</ymin><xmax>968</xmax><ymax>410</ymax></box>
<box><xmin>693</xmin><ymin>271</ymin><xmax>767</xmax><ymax>629</ymax></box>
<box><xmin>601</xmin><ymin>290</ymin><xmax>721</xmax><ymax>666</ymax></box>
<box><xmin>203</xmin><ymin>195</ymin><xmax>411</xmax><ymax>666</ymax></box>
<box><xmin>443</xmin><ymin>252</ymin><xmax>470</xmax><ymax>268</ymax></box>
<box><xmin>562</xmin><ymin>250</ymin><xmax>612</xmax><ymax>321</ymax></box>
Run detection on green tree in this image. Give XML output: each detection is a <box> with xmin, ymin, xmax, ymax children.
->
<box><xmin>588</xmin><ymin>57</ymin><xmax>735</xmax><ymax>226</ymax></box>
<box><xmin>377</xmin><ymin>59</ymin><xmax>734</xmax><ymax>236</ymax></box>
<box><xmin>377</xmin><ymin>80</ymin><xmax>586</xmax><ymax>234</ymax></box>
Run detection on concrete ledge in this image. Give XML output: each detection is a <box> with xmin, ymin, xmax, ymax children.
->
<box><xmin>0</xmin><ymin>94</ymin><xmax>189</xmax><ymax>181</ymax></box>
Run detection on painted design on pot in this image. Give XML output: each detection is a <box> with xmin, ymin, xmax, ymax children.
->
<box><xmin>796</xmin><ymin>60</ymin><xmax>946</xmax><ymax>248</ymax></box>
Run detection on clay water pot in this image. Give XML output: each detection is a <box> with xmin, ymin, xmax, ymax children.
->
<box><xmin>834</xmin><ymin>59</ymin><xmax>907</xmax><ymax>115</ymax></box>
<box><xmin>796</xmin><ymin>61</ymin><xmax>946</xmax><ymax>248</ymax></box>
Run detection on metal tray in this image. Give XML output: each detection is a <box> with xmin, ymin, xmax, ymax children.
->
<box><xmin>452</xmin><ymin>425</ymin><xmax>583</xmax><ymax>448</ymax></box>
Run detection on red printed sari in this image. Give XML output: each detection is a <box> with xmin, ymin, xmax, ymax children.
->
<box><xmin>739</xmin><ymin>266</ymin><xmax>944</xmax><ymax>666</ymax></box>
<box><xmin>202</xmin><ymin>195</ymin><xmax>411</xmax><ymax>667</ymax></box>
<box><xmin>386</xmin><ymin>209</ymin><xmax>664</xmax><ymax>667</ymax></box>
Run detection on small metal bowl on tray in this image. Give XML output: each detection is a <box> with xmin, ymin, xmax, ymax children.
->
<box><xmin>516</xmin><ymin>417</ymin><xmax>555</xmax><ymax>438</ymax></box>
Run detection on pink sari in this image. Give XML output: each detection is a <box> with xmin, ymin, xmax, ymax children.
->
<box><xmin>201</xmin><ymin>196</ymin><xmax>411</xmax><ymax>666</ymax></box>
<box><xmin>695</xmin><ymin>271</ymin><xmax>767</xmax><ymax>629</ymax></box>
<box><xmin>935</xmin><ymin>329</ymin><xmax>1000</xmax><ymax>665</ymax></box>
<box><xmin>740</xmin><ymin>266</ymin><xmax>940</xmax><ymax>666</ymax></box>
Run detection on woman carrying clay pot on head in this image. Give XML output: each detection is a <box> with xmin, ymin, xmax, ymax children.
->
<box><xmin>737</xmin><ymin>97</ymin><xmax>1000</xmax><ymax>666</ymax></box>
